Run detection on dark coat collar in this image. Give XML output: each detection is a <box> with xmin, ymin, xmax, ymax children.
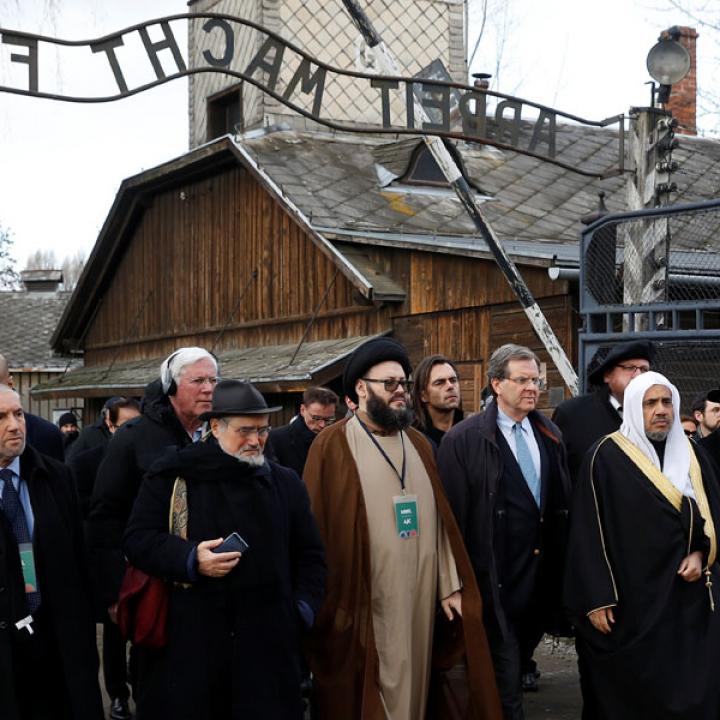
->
<box><xmin>475</xmin><ymin>401</ymin><xmax>561</xmax><ymax>445</ymax></box>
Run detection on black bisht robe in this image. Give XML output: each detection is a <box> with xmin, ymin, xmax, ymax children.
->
<box><xmin>123</xmin><ymin>441</ymin><xmax>327</xmax><ymax>720</ymax></box>
<box><xmin>564</xmin><ymin>437</ymin><xmax>720</xmax><ymax>719</ymax></box>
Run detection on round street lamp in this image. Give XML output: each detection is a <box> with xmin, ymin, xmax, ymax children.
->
<box><xmin>646</xmin><ymin>28</ymin><xmax>691</xmax><ymax>104</ymax></box>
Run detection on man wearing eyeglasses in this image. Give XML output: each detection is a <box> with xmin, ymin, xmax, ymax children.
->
<box><xmin>304</xmin><ymin>337</ymin><xmax>501</xmax><ymax>720</ymax></box>
<box><xmin>552</xmin><ymin>340</ymin><xmax>656</xmax><ymax>488</ymax></box>
<box><xmin>267</xmin><ymin>386</ymin><xmax>338</xmax><ymax>476</ymax></box>
<box><xmin>123</xmin><ymin>379</ymin><xmax>326</xmax><ymax>718</ymax></box>
<box><xmin>438</xmin><ymin>343</ymin><xmax>571</xmax><ymax>720</ymax></box>
<box><xmin>87</xmin><ymin>346</ymin><xmax>219</xmax><ymax>718</ymax></box>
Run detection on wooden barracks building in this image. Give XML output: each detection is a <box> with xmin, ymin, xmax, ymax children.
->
<box><xmin>33</xmin><ymin>1</ymin><xmax>720</xmax><ymax>419</ymax></box>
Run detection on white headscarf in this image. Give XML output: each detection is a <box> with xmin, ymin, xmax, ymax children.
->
<box><xmin>620</xmin><ymin>371</ymin><xmax>695</xmax><ymax>499</ymax></box>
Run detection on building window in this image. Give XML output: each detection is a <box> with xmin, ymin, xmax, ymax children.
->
<box><xmin>207</xmin><ymin>84</ymin><xmax>244</xmax><ymax>141</ymax></box>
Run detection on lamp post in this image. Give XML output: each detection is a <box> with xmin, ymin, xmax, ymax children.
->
<box><xmin>622</xmin><ymin>29</ymin><xmax>690</xmax><ymax>330</ymax></box>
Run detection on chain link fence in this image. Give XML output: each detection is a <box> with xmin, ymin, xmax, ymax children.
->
<box><xmin>582</xmin><ymin>201</ymin><xmax>720</xmax><ymax>309</ymax></box>
<box><xmin>584</xmin><ymin>340</ymin><xmax>719</xmax><ymax>413</ymax></box>
<box><xmin>580</xmin><ymin>200</ymin><xmax>720</xmax><ymax>400</ymax></box>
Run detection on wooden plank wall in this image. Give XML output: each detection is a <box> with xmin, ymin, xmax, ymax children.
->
<box><xmin>394</xmin><ymin>294</ymin><xmax>574</xmax><ymax>413</ymax></box>
<box><xmin>13</xmin><ymin>371</ymin><xmax>84</xmax><ymax>423</ymax></box>
<box><xmin>76</xmin><ymin>156</ymin><xmax>576</xmax><ymax>419</ymax></box>
<box><xmin>84</xmin><ymin>165</ymin><xmax>391</xmax><ymax>366</ymax></box>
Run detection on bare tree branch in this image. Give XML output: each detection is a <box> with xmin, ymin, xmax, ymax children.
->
<box><xmin>468</xmin><ymin>0</ymin><xmax>490</xmax><ymax>69</ymax></box>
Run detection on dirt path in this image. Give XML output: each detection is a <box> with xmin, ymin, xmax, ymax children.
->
<box><xmin>524</xmin><ymin>637</ymin><xmax>582</xmax><ymax>720</ymax></box>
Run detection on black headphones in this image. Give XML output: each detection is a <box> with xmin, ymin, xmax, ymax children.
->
<box><xmin>161</xmin><ymin>351</ymin><xmax>182</xmax><ymax>396</ymax></box>
<box><xmin>161</xmin><ymin>349</ymin><xmax>220</xmax><ymax>396</ymax></box>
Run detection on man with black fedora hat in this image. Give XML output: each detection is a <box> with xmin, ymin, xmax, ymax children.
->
<box><xmin>123</xmin><ymin>379</ymin><xmax>326</xmax><ymax>719</ymax></box>
<box><xmin>88</xmin><ymin>346</ymin><xmax>218</xmax><ymax>717</ymax></box>
<box><xmin>304</xmin><ymin>336</ymin><xmax>501</xmax><ymax>720</ymax></box>
<box><xmin>553</xmin><ymin>340</ymin><xmax>657</xmax><ymax>485</ymax></box>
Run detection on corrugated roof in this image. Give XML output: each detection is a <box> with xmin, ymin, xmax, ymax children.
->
<box><xmin>32</xmin><ymin>334</ymin><xmax>377</xmax><ymax>398</ymax></box>
<box><xmin>238</xmin><ymin>125</ymin><xmax>720</xmax><ymax>260</ymax></box>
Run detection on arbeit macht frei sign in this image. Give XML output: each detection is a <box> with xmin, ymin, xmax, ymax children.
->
<box><xmin>0</xmin><ymin>13</ymin><xmax>625</xmax><ymax>178</ymax></box>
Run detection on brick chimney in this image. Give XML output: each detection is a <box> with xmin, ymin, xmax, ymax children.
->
<box><xmin>664</xmin><ymin>26</ymin><xmax>698</xmax><ymax>136</ymax></box>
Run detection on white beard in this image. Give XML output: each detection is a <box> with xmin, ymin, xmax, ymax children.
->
<box><xmin>232</xmin><ymin>451</ymin><xmax>265</xmax><ymax>467</ymax></box>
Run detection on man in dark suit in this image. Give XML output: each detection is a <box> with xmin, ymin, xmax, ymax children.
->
<box><xmin>0</xmin><ymin>384</ymin><xmax>103</xmax><ymax>719</ymax></box>
<box><xmin>267</xmin><ymin>386</ymin><xmax>338</xmax><ymax>476</ymax></box>
<box><xmin>552</xmin><ymin>340</ymin><xmax>657</xmax><ymax>484</ymax></box>
<box><xmin>438</xmin><ymin>344</ymin><xmax>571</xmax><ymax>720</ymax></box>
<box><xmin>0</xmin><ymin>353</ymin><xmax>64</xmax><ymax>461</ymax></box>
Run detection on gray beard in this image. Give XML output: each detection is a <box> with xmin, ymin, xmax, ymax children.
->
<box><xmin>234</xmin><ymin>451</ymin><xmax>265</xmax><ymax>467</ymax></box>
<box><xmin>646</xmin><ymin>430</ymin><xmax>669</xmax><ymax>442</ymax></box>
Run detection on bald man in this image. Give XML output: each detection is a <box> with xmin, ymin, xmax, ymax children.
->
<box><xmin>0</xmin><ymin>354</ymin><xmax>64</xmax><ymax>461</ymax></box>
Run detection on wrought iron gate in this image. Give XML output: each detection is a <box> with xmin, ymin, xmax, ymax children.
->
<box><xmin>579</xmin><ymin>199</ymin><xmax>720</xmax><ymax>409</ymax></box>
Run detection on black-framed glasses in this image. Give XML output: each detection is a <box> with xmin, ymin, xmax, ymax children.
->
<box><xmin>361</xmin><ymin>378</ymin><xmax>413</xmax><ymax>392</ymax></box>
<box><xmin>309</xmin><ymin>414</ymin><xmax>336</xmax><ymax>425</ymax></box>
<box><xmin>616</xmin><ymin>364</ymin><xmax>650</xmax><ymax>374</ymax></box>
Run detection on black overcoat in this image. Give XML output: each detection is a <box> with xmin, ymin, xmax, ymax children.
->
<box><xmin>700</xmin><ymin>430</ymin><xmax>720</xmax><ymax>478</ymax></box>
<box><xmin>24</xmin><ymin>412</ymin><xmax>64</xmax><ymax>462</ymax></box>
<box><xmin>564</xmin><ymin>437</ymin><xmax>720</xmax><ymax>719</ymax></box>
<box><xmin>267</xmin><ymin>416</ymin><xmax>316</xmax><ymax>477</ymax></box>
<box><xmin>65</xmin><ymin>418</ymin><xmax>111</xmax><ymax>462</ymax></box>
<box><xmin>437</xmin><ymin>403</ymin><xmax>571</xmax><ymax>637</ymax></box>
<box><xmin>0</xmin><ymin>446</ymin><xmax>103</xmax><ymax>719</ymax></box>
<box><xmin>552</xmin><ymin>388</ymin><xmax>621</xmax><ymax>483</ymax></box>
<box><xmin>87</xmin><ymin>387</ymin><xmax>192</xmax><ymax>607</ymax></box>
<box><xmin>123</xmin><ymin>442</ymin><xmax>327</xmax><ymax>720</ymax></box>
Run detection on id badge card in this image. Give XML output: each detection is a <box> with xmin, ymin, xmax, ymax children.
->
<box><xmin>393</xmin><ymin>494</ymin><xmax>419</xmax><ymax>538</ymax></box>
<box><xmin>17</xmin><ymin>543</ymin><xmax>38</xmax><ymax>594</ymax></box>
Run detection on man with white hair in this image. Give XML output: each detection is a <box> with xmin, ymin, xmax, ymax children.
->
<box><xmin>88</xmin><ymin>346</ymin><xmax>218</xmax><ymax>716</ymax></box>
<box><xmin>123</xmin><ymin>379</ymin><xmax>326</xmax><ymax>718</ymax></box>
<box><xmin>564</xmin><ymin>371</ymin><xmax>720</xmax><ymax>719</ymax></box>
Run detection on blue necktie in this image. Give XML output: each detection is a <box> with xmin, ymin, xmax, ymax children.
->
<box><xmin>512</xmin><ymin>423</ymin><xmax>540</xmax><ymax>507</ymax></box>
<box><xmin>0</xmin><ymin>469</ymin><xmax>41</xmax><ymax>613</ymax></box>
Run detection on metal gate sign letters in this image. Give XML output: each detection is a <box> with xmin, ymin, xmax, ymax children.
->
<box><xmin>0</xmin><ymin>13</ymin><xmax>625</xmax><ymax>177</ymax></box>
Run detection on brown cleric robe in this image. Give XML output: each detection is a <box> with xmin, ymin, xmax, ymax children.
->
<box><xmin>304</xmin><ymin>416</ymin><xmax>502</xmax><ymax>720</ymax></box>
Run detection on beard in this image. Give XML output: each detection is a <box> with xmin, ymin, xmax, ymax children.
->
<box><xmin>646</xmin><ymin>430</ymin><xmax>669</xmax><ymax>442</ymax></box>
<box><xmin>218</xmin><ymin>434</ymin><xmax>266</xmax><ymax>467</ymax></box>
<box><xmin>232</xmin><ymin>450</ymin><xmax>265</xmax><ymax>467</ymax></box>
<box><xmin>366</xmin><ymin>387</ymin><xmax>414</xmax><ymax>431</ymax></box>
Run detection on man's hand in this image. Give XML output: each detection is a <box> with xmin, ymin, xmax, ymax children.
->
<box><xmin>441</xmin><ymin>590</ymin><xmax>462</xmax><ymax>621</ymax></box>
<box><xmin>678</xmin><ymin>550</ymin><xmax>703</xmax><ymax>582</ymax></box>
<box><xmin>197</xmin><ymin>538</ymin><xmax>241</xmax><ymax>578</ymax></box>
<box><xmin>588</xmin><ymin>606</ymin><xmax>615</xmax><ymax>634</ymax></box>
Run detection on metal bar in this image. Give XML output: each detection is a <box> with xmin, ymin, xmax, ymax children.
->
<box><xmin>341</xmin><ymin>0</ymin><xmax>578</xmax><ymax>394</ymax></box>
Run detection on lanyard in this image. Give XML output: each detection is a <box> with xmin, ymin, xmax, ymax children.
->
<box><xmin>356</xmin><ymin>415</ymin><xmax>407</xmax><ymax>493</ymax></box>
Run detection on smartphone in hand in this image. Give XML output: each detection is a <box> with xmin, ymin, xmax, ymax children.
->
<box><xmin>212</xmin><ymin>532</ymin><xmax>249</xmax><ymax>554</ymax></box>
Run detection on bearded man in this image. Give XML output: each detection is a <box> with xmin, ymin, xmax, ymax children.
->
<box><xmin>564</xmin><ymin>371</ymin><xmax>720</xmax><ymax>719</ymax></box>
<box><xmin>303</xmin><ymin>337</ymin><xmax>501</xmax><ymax>720</ymax></box>
<box><xmin>123</xmin><ymin>380</ymin><xmax>326</xmax><ymax>719</ymax></box>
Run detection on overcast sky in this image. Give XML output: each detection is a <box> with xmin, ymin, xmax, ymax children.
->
<box><xmin>0</xmin><ymin>0</ymin><xmax>712</xmax><ymax>269</ymax></box>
